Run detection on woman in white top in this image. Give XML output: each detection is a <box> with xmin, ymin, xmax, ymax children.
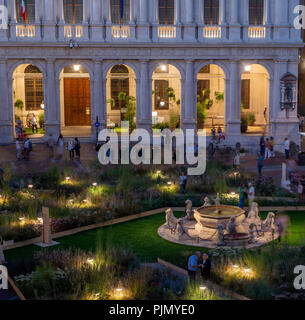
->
<box><xmin>16</xmin><ymin>138</ymin><xmax>22</xmax><ymax>160</ymax></box>
<box><xmin>57</xmin><ymin>134</ymin><xmax>64</xmax><ymax>159</ymax></box>
<box><xmin>67</xmin><ymin>140</ymin><xmax>75</xmax><ymax>160</ymax></box>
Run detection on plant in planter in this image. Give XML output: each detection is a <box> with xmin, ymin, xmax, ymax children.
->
<box><xmin>247</xmin><ymin>113</ymin><xmax>256</xmax><ymax>126</ymax></box>
<box><xmin>14</xmin><ymin>99</ymin><xmax>24</xmax><ymax>111</ymax></box>
<box><xmin>241</xmin><ymin>113</ymin><xmax>248</xmax><ymax>133</ymax></box>
<box><xmin>38</xmin><ymin>114</ymin><xmax>45</xmax><ymax>129</ymax></box>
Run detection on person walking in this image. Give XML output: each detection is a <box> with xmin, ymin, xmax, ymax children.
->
<box><xmin>46</xmin><ymin>134</ymin><xmax>55</xmax><ymax>159</ymax></box>
<box><xmin>179</xmin><ymin>172</ymin><xmax>187</xmax><ymax>194</ymax></box>
<box><xmin>67</xmin><ymin>140</ymin><xmax>75</xmax><ymax>160</ymax></box>
<box><xmin>259</xmin><ymin>135</ymin><xmax>265</xmax><ymax>156</ymax></box>
<box><xmin>31</xmin><ymin>114</ymin><xmax>38</xmax><ymax>134</ymax></box>
<box><xmin>57</xmin><ymin>134</ymin><xmax>64</xmax><ymax>160</ymax></box>
<box><xmin>74</xmin><ymin>138</ymin><xmax>81</xmax><ymax>160</ymax></box>
<box><xmin>238</xmin><ymin>183</ymin><xmax>246</xmax><ymax>209</ymax></box>
<box><xmin>23</xmin><ymin>138</ymin><xmax>31</xmax><ymax>161</ymax></box>
<box><xmin>248</xmin><ymin>183</ymin><xmax>255</xmax><ymax>208</ymax></box>
<box><xmin>200</xmin><ymin>253</ymin><xmax>211</xmax><ymax>282</ymax></box>
<box><xmin>187</xmin><ymin>251</ymin><xmax>201</xmax><ymax>282</ymax></box>
<box><xmin>264</xmin><ymin>138</ymin><xmax>271</xmax><ymax>160</ymax></box>
<box><xmin>284</xmin><ymin>138</ymin><xmax>290</xmax><ymax>160</ymax></box>
<box><xmin>257</xmin><ymin>152</ymin><xmax>263</xmax><ymax>176</ymax></box>
<box><xmin>16</xmin><ymin>138</ymin><xmax>22</xmax><ymax>161</ymax></box>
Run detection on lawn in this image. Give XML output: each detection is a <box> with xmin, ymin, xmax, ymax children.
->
<box><xmin>4</xmin><ymin>211</ymin><xmax>305</xmax><ymax>269</ymax></box>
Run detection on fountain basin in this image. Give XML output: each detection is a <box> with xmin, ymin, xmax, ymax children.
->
<box><xmin>194</xmin><ymin>205</ymin><xmax>246</xmax><ymax>230</ymax></box>
<box><xmin>224</xmin><ymin>233</ymin><xmax>250</xmax><ymax>247</ymax></box>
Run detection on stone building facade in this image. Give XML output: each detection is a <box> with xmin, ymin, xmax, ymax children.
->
<box><xmin>0</xmin><ymin>0</ymin><xmax>303</xmax><ymax>150</ymax></box>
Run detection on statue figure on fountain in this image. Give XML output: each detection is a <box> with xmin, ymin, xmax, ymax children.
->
<box><xmin>185</xmin><ymin>200</ymin><xmax>194</xmax><ymax>220</ymax></box>
<box><xmin>214</xmin><ymin>193</ymin><xmax>221</xmax><ymax>207</ymax></box>
<box><xmin>261</xmin><ymin>212</ymin><xmax>275</xmax><ymax>233</ymax></box>
<box><xmin>249</xmin><ymin>223</ymin><xmax>256</xmax><ymax>244</ymax></box>
<box><xmin>217</xmin><ymin>224</ymin><xmax>226</xmax><ymax>246</ymax></box>
<box><xmin>227</xmin><ymin>216</ymin><xmax>237</xmax><ymax>235</ymax></box>
<box><xmin>245</xmin><ymin>202</ymin><xmax>261</xmax><ymax>226</ymax></box>
<box><xmin>165</xmin><ymin>208</ymin><xmax>178</xmax><ymax>233</ymax></box>
<box><xmin>203</xmin><ymin>197</ymin><xmax>211</xmax><ymax>207</ymax></box>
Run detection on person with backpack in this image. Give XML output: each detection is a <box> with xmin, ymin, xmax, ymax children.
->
<box><xmin>74</xmin><ymin>138</ymin><xmax>81</xmax><ymax>160</ymax></box>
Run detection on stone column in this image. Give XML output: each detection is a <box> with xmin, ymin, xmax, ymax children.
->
<box><xmin>182</xmin><ymin>60</ymin><xmax>196</xmax><ymax>131</ymax></box>
<box><xmin>105</xmin><ymin>0</ymin><xmax>112</xmax><ymax>41</ymax></box>
<box><xmin>43</xmin><ymin>0</ymin><xmax>56</xmax><ymax>41</ymax></box>
<box><xmin>82</xmin><ymin>0</ymin><xmax>89</xmax><ymax>40</ymax></box>
<box><xmin>90</xmin><ymin>0</ymin><xmax>103</xmax><ymax>41</ymax></box>
<box><xmin>0</xmin><ymin>60</ymin><xmax>13</xmax><ymax>144</ymax></box>
<box><xmin>227</xmin><ymin>59</ymin><xmax>241</xmax><ymax>135</ymax></box>
<box><xmin>138</xmin><ymin>60</ymin><xmax>152</xmax><ymax>133</ymax></box>
<box><xmin>219</xmin><ymin>0</ymin><xmax>226</xmax><ymax>40</ymax></box>
<box><xmin>242</xmin><ymin>0</ymin><xmax>249</xmax><ymax>41</ymax></box>
<box><xmin>93</xmin><ymin>60</ymin><xmax>106</xmax><ymax>131</ymax></box>
<box><xmin>152</xmin><ymin>0</ymin><xmax>159</xmax><ymax>41</ymax></box>
<box><xmin>175</xmin><ymin>0</ymin><xmax>182</xmax><ymax>40</ymax></box>
<box><xmin>137</xmin><ymin>0</ymin><xmax>149</xmax><ymax>40</ymax></box>
<box><xmin>58</xmin><ymin>0</ymin><xmax>65</xmax><ymax>40</ymax></box>
<box><xmin>9</xmin><ymin>0</ymin><xmax>17</xmax><ymax>40</ymax></box>
<box><xmin>264</xmin><ymin>0</ymin><xmax>272</xmax><ymax>40</ymax></box>
<box><xmin>229</xmin><ymin>0</ymin><xmax>240</xmax><ymax>41</ymax></box>
<box><xmin>0</xmin><ymin>0</ymin><xmax>8</xmax><ymax>41</ymax></box>
<box><xmin>274</xmin><ymin>0</ymin><xmax>289</xmax><ymax>40</ymax></box>
<box><xmin>45</xmin><ymin>59</ymin><xmax>60</xmax><ymax>138</ymax></box>
<box><xmin>184</xmin><ymin>0</ymin><xmax>195</xmax><ymax>41</ymax></box>
<box><xmin>34</xmin><ymin>0</ymin><xmax>41</xmax><ymax>40</ymax></box>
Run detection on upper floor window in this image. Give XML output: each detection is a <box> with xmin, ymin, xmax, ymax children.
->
<box><xmin>64</xmin><ymin>0</ymin><xmax>83</xmax><ymax>25</ymax></box>
<box><xmin>16</xmin><ymin>0</ymin><xmax>35</xmax><ymax>24</ymax></box>
<box><xmin>159</xmin><ymin>0</ymin><xmax>175</xmax><ymax>25</ymax></box>
<box><xmin>249</xmin><ymin>0</ymin><xmax>264</xmax><ymax>25</ymax></box>
<box><xmin>204</xmin><ymin>0</ymin><xmax>219</xmax><ymax>25</ymax></box>
<box><xmin>111</xmin><ymin>0</ymin><xmax>130</xmax><ymax>25</ymax></box>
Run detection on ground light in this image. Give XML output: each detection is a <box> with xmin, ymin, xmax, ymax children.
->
<box><xmin>92</xmin><ymin>182</ymin><xmax>97</xmax><ymax>186</ymax></box>
<box><xmin>65</xmin><ymin>177</ymin><xmax>71</xmax><ymax>181</ymax></box>
<box><xmin>28</xmin><ymin>184</ymin><xmax>33</xmax><ymax>189</ymax></box>
<box><xmin>87</xmin><ymin>258</ymin><xmax>94</xmax><ymax>264</ymax></box>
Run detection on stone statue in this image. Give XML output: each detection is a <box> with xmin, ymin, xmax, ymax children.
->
<box><xmin>175</xmin><ymin>218</ymin><xmax>192</xmax><ymax>240</ymax></box>
<box><xmin>217</xmin><ymin>224</ymin><xmax>225</xmax><ymax>246</ymax></box>
<box><xmin>261</xmin><ymin>212</ymin><xmax>275</xmax><ymax>233</ymax></box>
<box><xmin>165</xmin><ymin>208</ymin><xmax>178</xmax><ymax>233</ymax></box>
<box><xmin>245</xmin><ymin>202</ymin><xmax>261</xmax><ymax>226</ymax></box>
<box><xmin>215</xmin><ymin>193</ymin><xmax>221</xmax><ymax>206</ymax></box>
<box><xmin>227</xmin><ymin>216</ymin><xmax>237</xmax><ymax>235</ymax></box>
<box><xmin>185</xmin><ymin>200</ymin><xmax>194</xmax><ymax>220</ymax></box>
<box><xmin>249</xmin><ymin>223</ymin><xmax>256</xmax><ymax>244</ymax></box>
<box><xmin>203</xmin><ymin>197</ymin><xmax>211</xmax><ymax>207</ymax></box>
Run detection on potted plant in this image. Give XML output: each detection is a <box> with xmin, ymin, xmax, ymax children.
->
<box><xmin>14</xmin><ymin>99</ymin><xmax>24</xmax><ymax>111</ymax></box>
<box><xmin>39</xmin><ymin>114</ymin><xmax>45</xmax><ymax>129</ymax></box>
<box><xmin>247</xmin><ymin>112</ymin><xmax>256</xmax><ymax>126</ymax></box>
<box><xmin>241</xmin><ymin>113</ymin><xmax>248</xmax><ymax>133</ymax></box>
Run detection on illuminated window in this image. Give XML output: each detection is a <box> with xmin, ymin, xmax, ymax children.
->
<box><xmin>111</xmin><ymin>0</ymin><xmax>130</xmax><ymax>25</ymax></box>
<box><xmin>197</xmin><ymin>80</ymin><xmax>210</xmax><ymax>103</ymax></box>
<box><xmin>249</xmin><ymin>0</ymin><xmax>264</xmax><ymax>25</ymax></box>
<box><xmin>159</xmin><ymin>0</ymin><xmax>175</xmax><ymax>25</ymax></box>
<box><xmin>241</xmin><ymin>79</ymin><xmax>250</xmax><ymax>109</ymax></box>
<box><xmin>155</xmin><ymin>80</ymin><xmax>169</xmax><ymax>109</ymax></box>
<box><xmin>110</xmin><ymin>65</ymin><xmax>129</xmax><ymax>110</ymax></box>
<box><xmin>64</xmin><ymin>0</ymin><xmax>83</xmax><ymax>24</ymax></box>
<box><xmin>16</xmin><ymin>0</ymin><xmax>35</xmax><ymax>23</ymax></box>
<box><xmin>24</xmin><ymin>65</ymin><xmax>44</xmax><ymax>111</ymax></box>
<box><xmin>204</xmin><ymin>0</ymin><xmax>219</xmax><ymax>25</ymax></box>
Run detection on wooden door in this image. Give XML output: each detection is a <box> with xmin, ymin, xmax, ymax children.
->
<box><xmin>64</xmin><ymin>78</ymin><xmax>91</xmax><ymax>126</ymax></box>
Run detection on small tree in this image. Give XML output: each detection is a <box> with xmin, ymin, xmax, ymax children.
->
<box><xmin>14</xmin><ymin>99</ymin><xmax>24</xmax><ymax>111</ymax></box>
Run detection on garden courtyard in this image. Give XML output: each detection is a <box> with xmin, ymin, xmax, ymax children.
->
<box><xmin>0</xmin><ymin>143</ymin><xmax>305</xmax><ymax>300</ymax></box>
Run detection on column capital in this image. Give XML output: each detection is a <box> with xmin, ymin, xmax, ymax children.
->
<box><xmin>45</xmin><ymin>58</ymin><xmax>56</xmax><ymax>64</ymax></box>
<box><xmin>92</xmin><ymin>59</ymin><xmax>103</xmax><ymax>64</ymax></box>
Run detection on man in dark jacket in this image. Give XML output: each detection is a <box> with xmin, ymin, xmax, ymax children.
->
<box><xmin>200</xmin><ymin>253</ymin><xmax>211</xmax><ymax>281</ymax></box>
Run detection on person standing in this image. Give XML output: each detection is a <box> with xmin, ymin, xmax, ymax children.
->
<box><xmin>200</xmin><ymin>254</ymin><xmax>211</xmax><ymax>282</ymax></box>
<box><xmin>46</xmin><ymin>134</ymin><xmax>55</xmax><ymax>159</ymax></box>
<box><xmin>270</xmin><ymin>137</ymin><xmax>275</xmax><ymax>158</ymax></box>
<box><xmin>248</xmin><ymin>183</ymin><xmax>255</xmax><ymax>208</ymax></box>
<box><xmin>57</xmin><ymin>134</ymin><xmax>64</xmax><ymax>160</ymax></box>
<box><xmin>257</xmin><ymin>152</ymin><xmax>263</xmax><ymax>176</ymax></box>
<box><xmin>264</xmin><ymin>138</ymin><xmax>271</xmax><ymax>160</ymax></box>
<box><xmin>16</xmin><ymin>138</ymin><xmax>22</xmax><ymax>161</ymax></box>
<box><xmin>187</xmin><ymin>252</ymin><xmax>201</xmax><ymax>282</ymax></box>
<box><xmin>23</xmin><ymin>138</ymin><xmax>31</xmax><ymax>160</ymax></box>
<box><xmin>259</xmin><ymin>135</ymin><xmax>265</xmax><ymax>156</ymax></box>
<box><xmin>179</xmin><ymin>172</ymin><xmax>187</xmax><ymax>194</ymax></box>
<box><xmin>74</xmin><ymin>138</ymin><xmax>81</xmax><ymax>160</ymax></box>
<box><xmin>297</xmin><ymin>181</ymin><xmax>304</xmax><ymax>204</ymax></box>
<box><xmin>284</xmin><ymin>138</ymin><xmax>290</xmax><ymax>160</ymax></box>
<box><xmin>238</xmin><ymin>183</ymin><xmax>246</xmax><ymax>209</ymax></box>
<box><xmin>67</xmin><ymin>140</ymin><xmax>75</xmax><ymax>160</ymax></box>
<box><xmin>31</xmin><ymin>114</ymin><xmax>38</xmax><ymax>134</ymax></box>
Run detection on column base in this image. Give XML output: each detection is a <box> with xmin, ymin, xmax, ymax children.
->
<box><xmin>226</xmin><ymin>120</ymin><xmax>241</xmax><ymax>135</ymax></box>
<box><xmin>229</xmin><ymin>25</ymin><xmax>241</xmax><ymax>41</ymax></box>
<box><xmin>42</xmin><ymin>23</ymin><xmax>56</xmax><ymax>41</ymax></box>
<box><xmin>105</xmin><ymin>24</ymin><xmax>112</xmax><ymax>42</ymax></box>
<box><xmin>137</xmin><ymin>121</ymin><xmax>152</xmax><ymax>135</ymax></box>
<box><xmin>183</xmin><ymin>25</ymin><xmax>196</xmax><ymax>42</ymax></box>
<box><xmin>90</xmin><ymin>24</ymin><xmax>104</xmax><ymax>41</ymax></box>
<box><xmin>181</xmin><ymin>120</ymin><xmax>197</xmax><ymax>132</ymax></box>
<box><xmin>271</xmin><ymin>119</ymin><xmax>300</xmax><ymax>147</ymax></box>
<box><xmin>0</xmin><ymin>122</ymin><xmax>14</xmax><ymax>145</ymax></box>
<box><xmin>45</xmin><ymin>122</ymin><xmax>61</xmax><ymax>140</ymax></box>
<box><xmin>136</xmin><ymin>23</ymin><xmax>150</xmax><ymax>41</ymax></box>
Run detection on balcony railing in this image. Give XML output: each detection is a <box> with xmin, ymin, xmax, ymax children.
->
<box><xmin>158</xmin><ymin>25</ymin><xmax>176</xmax><ymax>39</ymax></box>
<box><xmin>248</xmin><ymin>26</ymin><xmax>266</xmax><ymax>39</ymax></box>
<box><xmin>112</xmin><ymin>25</ymin><xmax>130</xmax><ymax>39</ymax></box>
<box><xmin>16</xmin><ymin>24</ymin><xmax>35</xmax><ymax>38</ymax></box>
<box><xmin>64</xmin><ymin>25</ymin><xmax>83</xmax><ymax>38</ymax></box>
<box><xmin>203</xmin><ymin>26</ymin><xmax>221</xmax><ymax>39</ymax></box>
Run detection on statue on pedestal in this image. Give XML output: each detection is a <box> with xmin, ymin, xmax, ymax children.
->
<box><xmin>165</xmin><ymin>208</ymin><xmax>178</xmax><ymax>233</ymax></box>
<box><xmin>227</xmin><ymin>216</ymin><xmax>237</xmax><ymax>235</ymax></box>
<box><xmin>185</xmin><ymin>200</ymin><xmax>194</xmax><ymax>220</ymax></box>
<box><xmin>217</xmin><ymin>224</ymin><xmax>225</xmax><ymax>246</ymax></box>
<box><xmin>203</xmin><ymin>197</ymin><xmax>211</xmax><ymax>207</ymax></box>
